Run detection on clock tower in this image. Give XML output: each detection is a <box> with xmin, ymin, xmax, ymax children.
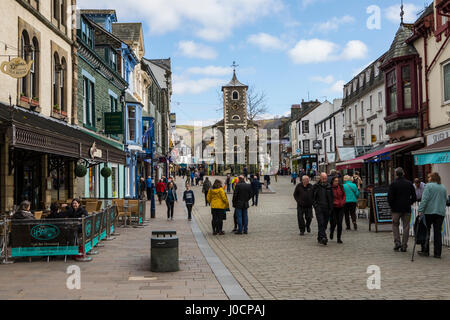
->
<box><xmin>222</xmin><ymin>64</ymin><xmax>248</xmax><ymax>132</ymax></box>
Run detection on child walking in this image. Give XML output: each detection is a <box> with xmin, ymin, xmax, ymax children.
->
<box><xmin>183</xmin><ymin>184</ymin><xmax>195</xmax><ymax>221</ymax></box>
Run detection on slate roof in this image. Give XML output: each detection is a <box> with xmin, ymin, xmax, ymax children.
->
<box><xmin>414</xmin><ymin>3</ymin><xmax>434</xmax><ymax>26</ymax></box>
<box><xmin>383</xmin><ymin>23</ymin><xmax>418</xmax><ymax>63</ymax></box>
<box><xmin>222</xmin><ymin>71</ymin><xmax>248</xmax><ymax>89</ymax></box>
<box><xmin>79</xmin><ymin>9</ymin><xmax>117</xmax><ymax>17</ymax></box>
<box><xmin>111</xmin><ymin>23</ymin><xmax>142</xmax><ymax>43</ymax></box>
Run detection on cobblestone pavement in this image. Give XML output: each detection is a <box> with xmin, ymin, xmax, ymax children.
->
<box><xmin>0</xmin><ymin>195</ymin><xmax>227</xmax><ymax>300</ymax></box>
<box><xmin>192</xmin><ymin>176</ymin><xmax>450</xmax><ymax>300</ymax></box>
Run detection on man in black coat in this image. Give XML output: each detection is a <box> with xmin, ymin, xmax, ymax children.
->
<box><xmin>250</xmin><ymin>176</ymin><xmax>261</xmax><ymax>206</ymax></box>
<box><xmin>293</xmin><ymin>175</ymin><xmax>314</xmax><ymax>235</ymax></box>
<box><xmin>312</xmin><ymin>173</ymin><xmax>334</xmax><ymax>245</ymax></box>
<box><xmin>232</xmin><ymin>176</ymin><xmax>253</xmax><ymax>234</ymax></box>
<box><xmin>388</xmin><ymin>167</ymin><xmax>417</xmax><ymax>252</ymax></box>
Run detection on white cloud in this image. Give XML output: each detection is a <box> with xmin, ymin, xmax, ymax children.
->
<box><xmin>330</xmin><ymin>80</ymin><xmax>345</xmax><ymax>93</ymax></box>
<box><xmin>173</xmin><ymin>75</ymin><xmax>226</xmax><ymax>95</ymax></box>
<box><xmin>178</xmin><ymin>41</ymin><xmax>217</xmax><ymax>60</ymax></box>
<box><xmin>247</xmin><ymin>33</ymin><xmax>287</xmax><ymax>51</ymax></box>
<box><xmin>341</xmin><ymin>40</ymin><xmax>368</xmax><ymax>60</ymax></box>
<box><xmin>385</xmin><ymin>3</ymin><xmax>422</xmax><ymax>24</ymax></box>
<box><xmin>311</xmin><ymin>75</ymin><xmax>335</xmax><ymax>84</ymax></box>
<box><xmin>313</xmin><ymin>15</ymin><xmax>355</xmax><ymax>33</ymax></box>
<box><xmin>77</xmin><ymin>0</ymin><xmax>283</xmax><ymax>42</ymax></box>
<box><xmin>288</xmin><ymin>39</ymin><xmax>338</xmax><ymax>64</ymax></box>
<box><xmin>288</xmin><ymin>39</ymin><xmax>368</xmax><ymax>64</ymax></box>
<box><xmin>186</xmin><ymin>66</ymin><xmax>233</xmax><ymax>76</ymax></box>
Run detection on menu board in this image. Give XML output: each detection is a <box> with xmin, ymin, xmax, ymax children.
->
<box><xmin>373</xmin><ymin>192</ymin><xmax>392</xmax><ymax>223</ymax></box>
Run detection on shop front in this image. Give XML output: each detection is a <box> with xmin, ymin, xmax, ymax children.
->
<box><xmin>295</xmin><ymin>154</ymin><xmax>318</xmax><ymax>174</ymax></box>
<box><xmin>0</xmin><ymin>104</ymin><xmax>126</xmax><ymax>212</ymax></box>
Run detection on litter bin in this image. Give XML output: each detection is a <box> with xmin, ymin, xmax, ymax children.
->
<box><xmin>151</xmin><ymin>231</ymin><xmax>179</xmax><ymax>272</ymax></box>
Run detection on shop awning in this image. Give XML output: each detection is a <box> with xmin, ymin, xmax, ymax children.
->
<box><xmin>413</xmin><ymin>137</ymin><xmax>450</xmax><ymax>165</ymax></box>
<box><xmin>336</xmin><ymin>138</ymin><xmax>422</xmax><ymax>170</ymax></box>
<box><xmin>0</xmin><ymin>104</ymin><xmax>126</xmax><ymax>165</ymax></box>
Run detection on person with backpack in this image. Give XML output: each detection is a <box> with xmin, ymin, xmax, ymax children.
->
<box><xmin>417</xmin><ymin>172</ymin><xmax>447</xmax><ymax>258</ymax></box>
<box><xmin>330</xmin><ymin>176</ymin><xmax>346</xmax><ymax>243</ymax></box>
<box><xmin>343</xmin><ymin>175</ymin><xmax>360</xmax><ymax>231</ymax></box>
<box><xmin>202</xmin><ymin>177</ymin><xmax>212</xmax><ymax>206</ymax></box>
<box><xmin>291</xmin><ymin>171</ymin><xmax>298</xmax><ymax>185</ymax></box>
<box><xmin>183</xmin><ymin>183</ymin><xmax>195</xmax><ymax>221</ymax></box>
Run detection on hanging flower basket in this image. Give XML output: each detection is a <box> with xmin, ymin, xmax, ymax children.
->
<box><xmin>75</xmin><ymin>164</ymin><xmax>87</xmax><ymax>177</ymax></box>
<box><xmin>101</xmin><ymin>166</ymin><xmax>112</xmax><ymax>178</ymax></box>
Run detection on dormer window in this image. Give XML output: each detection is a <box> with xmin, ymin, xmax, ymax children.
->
<box><xmin>232</xmin><ymin>91</ymin><xmax>239</xmax><ymax>100</ymax></box>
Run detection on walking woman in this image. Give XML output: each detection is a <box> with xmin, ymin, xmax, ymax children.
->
<box><xmin>165</xmin><ymin>182</ymin><xmax>177</xmax><ymax>221</ymax></box>
<box><xmin>418</xmin><ymin>172</ymin><xmax>448</xmax><ymax>258</ymax></box>
<box><xmin>343</xmin><ymin>175</ymin><xmax>360</xmax><ymax>230</ymax></box>
<box><xmin>330</xmin><ymin>177</ymin><xmax>346</xmax><ymax>243</ymax></box>
<box><xmin>207</xmin><ymin>179</ymin><xmax>230</xmax><ymax>235</ymax></box>
<box><xmin>156</xmin><ymin>179</ymin><xmax>166</xmax><ymax>205</ymax></box>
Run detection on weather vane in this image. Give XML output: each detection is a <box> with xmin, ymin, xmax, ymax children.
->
<box><xmin>400</xmin><ymin>0</ymin><xmax>404</xmax><ymax>25</ymax></box>
<box><xmin>231</xmin><ymin>61</ymin><xmax>239</xmax><ymax>73</ymax></box>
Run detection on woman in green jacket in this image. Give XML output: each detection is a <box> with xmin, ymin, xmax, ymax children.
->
<box><xmin>418</xmin><ymin>172</ymin><xmax>448</xmax><ymax>258</ymax></box>
<box><xmin>343</xmin><ymin>175</ymin><xmax>360</xmax><ymax>231</ymax></box>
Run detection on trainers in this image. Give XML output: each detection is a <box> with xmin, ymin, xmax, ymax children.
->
<box><xmin>418</xmin><ymin>251</ymin><xmax>429</xmax><ymax>257</ymax></box>
<box><xmin>213</xmin><ymin>232</ymin><xmax>218</xmax><ymax>236</ymax></box>
<box><xmin>300</xmin><ymin>232</ymin><xmax>305</xmax><ymax>236</ymax></box>
<box><xmin>433</xmin><ymin>255</ymin><xmax>441</xmax><ymax>259</ymax></box>
<box><xmin>329</xmin><ymin>232</ymin><xmax>334</xmax><ymax>240</ymax></box>
<box><xmin>393</xmin><ymin>243</ymin><xmax>402</xmax><ymax>251</ymax></box>
<box><xmin>243</xmin><ymin>231</ymin><xmax>248</xmax><ymax>234</ymax></box>
<box><xmin>307</xmin><ymin>227</ymin><xmax>311</xmax><ymax>233</ymax></box>
<box><xmin>219</xmin><ymin>231</ymin><xmax>225</xmax><ymax>235</ymax></box>
<box><xmin>337</xmin><ymin>239</ymin><xmax>343</xmax><ymax>244</ymax></box>
<box><xmin>353</xmin><ymin>223</ymin><xmax>358</xmax><ymax>231</ymax></box>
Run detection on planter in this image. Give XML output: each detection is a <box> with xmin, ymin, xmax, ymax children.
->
<box><xmin>30</xmin><ymin>99</ymin><xmax>39</xmax><ymax>107</ymax></box>
<box><xmin>53</xmin><ymin>108</ymin><xmax>60</xmax><ymax>114</ymax></box>
<box><xmin>20</xmin><ymin>96</ymin><xmax>29</xmax><ymax>103</ymax></box>
<box><xmin>61</xmin><ymin>111</ymin><xmax>67</xmax><ymax>117</ymax></box>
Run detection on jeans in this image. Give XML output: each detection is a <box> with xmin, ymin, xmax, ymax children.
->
<box><xmin>235</xmin><ymin>208</ymin><xmax>248</xmax><ymax>233</ymax></box>
<box><xmin>392</xmin><ymin>212</ymin><xmax>411</xmax><ymax>248</ymax></box>
<box><xmin>166</xmin><ymin>201</ymin><xmax>175</xmax><ymax>219</ymax></box>
<box><xmin>344</xmin><ymin>202</ymin><xmax>357</xmax><ymax>228</ymax></box>
<box><xmin>297</xmin><ymin>206</ymin><xmax>313</xmax><ymax>233</ymax></box>
<box><xmin>330</xmin><ymin>207</ymin><xmax>344</xmax><ymax>240</ymax></box>
<box><xmin>204</xmin><ymin>193</ymin><xmax>208</xmax><ymax>206</ymax></box>
<box><xmin>252</xmin><ymin>192</ymin><xmax>259</xmax><ymax>206</ymax></box>
<box><xmin>315</xmin><ymin>207</ymin><xmax>330</xmax><ymax>241</ymax></box>
<box><xmin>227</xmin><ymin>183</ymin><xmax>231</xmax><ymax>193</ymax></box>
<box><xmin>421</xmin><ymin>214</ymin><xmax>445</xmax><ymax>257</ymax></box>
<box><xmin>186</xmin><ymin>204</ymin><xmax>193</xmax><ymax>220</ymax></box>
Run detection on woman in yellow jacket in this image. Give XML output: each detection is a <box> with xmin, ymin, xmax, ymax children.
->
<box><xmin>207</xmin><ymin>179</ymin><xmax>230</xmax><ymax>235</ymax></box>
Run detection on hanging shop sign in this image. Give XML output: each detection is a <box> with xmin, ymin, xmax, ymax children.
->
<box><xmin>1</xmin><ymin>57</ymin><xmax>33</xmax><ymax>79</ymax></box>
<box><xmin>89</xmin><ymin>142</ymin><xmax>103</xmax><ymax>160</ymax></box>
<box><xmin>313</xmin><ymin>140</ymin><xmax>322</xmax><ymax>150</ymax></box>
<box><xmin>104</xmin><ymin>112</ymin><xmax>124</xmax><ymax>135</ymax></box>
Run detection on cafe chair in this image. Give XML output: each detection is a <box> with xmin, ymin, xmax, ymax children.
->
<box><xmin>127</xmin><ymin>200</ymin><xmax>139</xmax><ymax>225</ymax></box>
<box><xmin>95</xmin><ymin>201</ymin><xmax>103</xmax><ymax>212</ymax></box>
<box><xmin>85</xmin><ymin>202</ymin><xmax>98</xmax><ymax>213</ymax></box>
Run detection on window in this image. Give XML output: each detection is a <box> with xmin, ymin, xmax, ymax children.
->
<box><xmin>444</xmin><ymin>62</ymin><xmax>450</xmax><ymax>103</ymax></box>
<box><xmin>303</xmin><ymin>140</ymin><xmax>310</xmax><ymax>154</ymax></box>
<box><xmin>232</xmin><ymin>115</ymin><xmax>240</xmax><ymax>121</ymax></box>
<box><xmin>30</xmin><ymin>38</ymin><xmax>39</xmax><ymax>100</ymax></box>
<box><xmin>361</xmin><ymin>101</ymin><xmax>364</xmax><ymax>118</ymax></box>
<box><xmin>20</xmin><ymin>31</ymin><xmax>30</xmax><ymax>96</ymax></box>
<box><xmin>60</xmin><ymin>58</ymin><xmax>66</xmax><ymax>112</ymax></box>
<box><xmin>329</xmin><ymin>118</ymin><xmax>332</xmax><ymax>130</ymax></box>
<box><xmin>81</xmin><ymin>18</ymin><xmax>93</xmax><ymax>48</ymax></box>
<box><xmin>111</xmin><ymin>50</ymin><xmax>117</xmax><ymax>71</ymax></box>
<box><xmin>402</xmin><ymin>65</ymin><xmax>412</xmax><ymax>109</ymax></box>
<box><xmin>324</xmin><ymin>139</ymin><xmax>327</xmax><ymax>154</ymax></box>
<box><xmin>324</xmin><ymin>121</ymin><xmax>326</xmax><ymax>132</ymax></box>
<box><xmin>302</xmin><ymin>120</ymin><xmax>309</xmax><ymax>134</ymax></box>
<box><xmin>348</xmin><ymin>109</ymin><xmax>351</xmax><ymax>125</ymax></box>
<box><xmin>83</xmin><ymin>77</ymin><xmax>95</xmax><ymax>127</ymax></box>
<box><xmin>232</xmin><ymin>91</ymin><xmax>239</xmax><ymax>100</ymax></box>
<box><xmin>387</xmin><ymin>70</ymin><xmax>397</xmax><ymax>113</ymax></box>
<box><xmin>369</xmin><ymin>95</ymin><xmax>373</xmax><ymax>112</ymax></box>
<box><xmin>378</xmin><ymin>92</ymin><xmax>382</xmax><ymax>107</ymax></box>
<box><xmin>111</xmin><ymin>166</ymin><xmax>118</xmax><ymax>198</ymax></box>
<box><xmin>330</xmin><ymin>136</ymin><xmax>333</xmax><ymax>152</ymax></box>
<box><xmin>110</xmin><ymin>96</ymin><xmax>118</xmax><ymax>112</ymax></box>
<box><xmin>53</xmin><ymin>53</ymin><xmax>59</xmax><ymax>108</ymax></box>
<box><xmin>128</xmin><ymin>106</ymin><xmax>136</xmax><ymax>141</ymax></box>
<box><xmin>361</xmin><ymin>128</ymin><xmax>365</xmax><ymax>145</ymax></box>
<box><xmin>60</xmin><ymin>0</ymin><xmax>65</xmax><ymax>26</ymax></box>
<box><xmin>53</xmin><ymin>0</ymin><xmax>59</xmax><ymax>20</ymax></box>
<box><xmin>354</xmin><ymin>105</ymin><xmax>357</xmax><ymax>122</ymax></box>
<box><xmin>379</xmin><ymin>125</ymin><xmax>383</xmax><ymax>140</ymax></box>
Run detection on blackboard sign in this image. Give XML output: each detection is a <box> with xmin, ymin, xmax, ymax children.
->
<box><xmin>373</xmin><ymin>193</ymin><xmax>392</xmax><ymax>222</ymax></box>
<box><xmin>369</xmin><ymin>186</ymin><xmax>392</xmax><ymax>232</ymax></box>
<box><xmin>9</xmin><ymin>219</ymin><xmax>80</xmax><ymax>257</ymax></box>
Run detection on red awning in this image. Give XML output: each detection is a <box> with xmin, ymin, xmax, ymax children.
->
<box><xmin>336</xmin><ymin>139</ymin><xmax>422</xmax><ymax>170</ymax></box>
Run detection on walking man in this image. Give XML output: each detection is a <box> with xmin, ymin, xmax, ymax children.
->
<box><xmin>232</xmin><ymin>176</ymin><xmax>253</xmax><ymax>234</ymax></box>
<box><xmin>387</xmin><ymin>167</ymin><xmax>417</xmax><ymax>252</ymax></box>
<box><xmin>312</xmin><ymin>173</ymin><xmax>334</xmax><ymax>245</ymax></box>
<box><xmin>251</xmin><ymin>175</ymin><xmax>261</xmax><ymax>206</ymax></box>
<box><xmin>293</xmin><ymin>175</ymin><xmax>314</xmax><ymax>235</ymax></box>
<box><xmin>183</xmin><ymin>183</ymin><xmax>195</xmax><ymax>221</ymax></box>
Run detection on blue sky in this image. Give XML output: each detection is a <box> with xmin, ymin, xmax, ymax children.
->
<box><xmin>77</xmin><ymin>0</ymin><xmax>431</xmax><ymax>125</ymax></box>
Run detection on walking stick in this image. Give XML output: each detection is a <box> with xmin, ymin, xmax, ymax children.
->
<box><xmin>411</xmin><ymin>219</ymin><xmax>418</xmax><ymax>262</ymax></box>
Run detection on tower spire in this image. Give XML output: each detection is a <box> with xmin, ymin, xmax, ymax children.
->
<box><xmin>231</xmin><ymin>61</ymin><xmax>239</xmax><ymax>77</ymax></box>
